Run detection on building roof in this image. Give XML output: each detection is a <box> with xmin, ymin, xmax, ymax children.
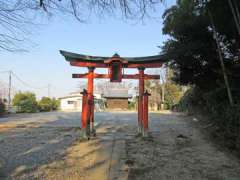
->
<box><xmin>60</xmin><ymin>50</ymin><xmax>168</xmax><ymax>63</ymax></box>
<box><xmin>59</xmin><ymin>92</ymin><xmax>102</xmax><ymax>100</ymax></box>
<box><xmin>103</xmin><ymin>94</ymin><xmax>132</xmax><ymax>99</ymax></box>
<box><xmin>103</xmin><ymin>89</ymin><xmax>132</xmax><ymax>99</ymax></box>
<box><xmin>58</xmin><ymin>95</ymin><xmax>82</xmax><ymax>100</ymax></box>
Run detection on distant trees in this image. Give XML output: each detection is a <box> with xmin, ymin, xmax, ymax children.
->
<box><xmin>38</xmin><ymin>97</ymin><xmax>52</xmax><ymax>112</ymax></box>
<box><xmin>51</xmin><ymin>98</ymin><xmax>60</xmax><ymax>111</ymax></box>
<box><xmin>13</xmin><ymin>92</ymin><xmax>38</xmax><ymax>113</ymax></box>
<box><xmin>12</xmin><ymin>92</ymin><xmax>59</xmax><ymax>113</ymax></box>
<box><xmin>145</xmin><ymin>79</ymin><xmax>184</xmax><ymax>110</ymax></box>
<box><xmin>145</xmin><ymin>80</ymin><xmax>161</xmax><ymax>110</ymax></box>
<box><xmin>164</xmin><ymin>82</ymin><xmax>183</xmax><ymax>109</ymax></box>
<box><xmin>38</xmin><ymin>97</ymin><xmax>60</xmax><ymax>112</ymax></box>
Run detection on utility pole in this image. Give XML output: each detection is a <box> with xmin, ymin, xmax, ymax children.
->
<box><xmin>8</xmin><ymin>70</ymin><xmax>12</xmax><ymax>111</ymax></box>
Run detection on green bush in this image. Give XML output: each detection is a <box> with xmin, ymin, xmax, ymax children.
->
<box><xmin>38</xmin><ymin>97</ymin><xmax>52</xmax><ymax>112</ymax></box>
<box><xmin>128</xmin><ymin>101</ymin><xmax>135</xmax><ymax>110</ymax></box>
<box><xmin>164</xmin><ymin>83</ymin><xmax>183</xmax><ymax>109</ymax></box>
<box><xmin>145</xmin><ymin>80</ymin><xmax>184</xmax><ymax>110</ymax></box>
<box><xmin>38</xmin><ymin>97</ymin><xmax>60</xmax><ymax>112</ymax></box>
<box><xmin>51</xmin><ymin>98</ymin><xmax>60</xmax><ymax>111</ymax></box>
<box><xmin>13</xmin><ymin>92</ymin><xmax>38</xmax><ymax>113</ymax></box>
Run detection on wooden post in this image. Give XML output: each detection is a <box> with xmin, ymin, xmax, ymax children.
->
<box><xmin>138</xmin><ymin>67</ymin><xmax>145</xmax><ymax>135</ymax></box>
<box><xmin>87</xmin><ymin>67</ymin><xmax>96</xmax><ymax>135</ymax></box>
<box><xmin>137</xmin><ymin>96</ymin><xmax>141</xmax><ymax>133</ymax></box>
<box><xmin>81</xmin><ymin>89</ymin><xmax>88</xmax><ymax>138</ymax></box>
<box><xmin>143</xmin><ymin>91</ymin><xmax>150</xmax><ymax>137</ymax></box>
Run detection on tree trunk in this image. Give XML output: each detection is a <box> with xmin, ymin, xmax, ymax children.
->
<box><xmin>227</xmin><ymin>0</ymin><xmax>240</xmax><ymax>36</ymax></box>
<box><xmin>209</xmin><ymin>11</ymin><xmax>234</xmax><ymax>106</ymax></box>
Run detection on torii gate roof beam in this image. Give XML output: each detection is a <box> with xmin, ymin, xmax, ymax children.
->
<box><xmin>60</xmin><ymin>50</ymin><xmax>168</xmax><ymax>68</ymax></box>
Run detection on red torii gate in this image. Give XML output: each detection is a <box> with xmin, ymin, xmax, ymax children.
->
<box><xmin>60</xmin><ymin>50</ymin><xmax>166</xmax><ymax>138</ymax></box>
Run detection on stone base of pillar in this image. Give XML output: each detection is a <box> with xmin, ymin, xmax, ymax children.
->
<box><xmin>90</xmin><ymin>122</ymin><xmax>96</xmax><ymax>136</ymax></box>
<box><xmin>138</xmin><ymin>117</ymin><xmax>144</xmax><ymax>135</ymax></box>
<box><xmin>80</xmin><ymin>129</ymin><xmax>89</xmax><ymax>139</ymax></box>
<box><xmin>80</xmin><ymin>120</ymin><xmax>91</xmax><ymax>140</ymax></box>
<box><xmin>142</xmin><ymin>129</ymin><xmax>149</xmax><ymax>137</ymax></box>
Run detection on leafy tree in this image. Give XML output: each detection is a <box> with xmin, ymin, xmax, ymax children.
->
<box><xmin>13</xmin><ymin>92</ymin><xmax>38</xmax><ymax>113</ymax></box>
<box><xmin>38</xmin><ymin>97</ymin><xmax>52</xmax><ymax>112</ymax></box>
<box><xmin>162</xmin><ymin>0</ymin><xmax>240</xmax><ymax>103</ymax></box>
<box><xmin>145</xmin><ymin>80</ymin><xmax>161</xmax><ymax>110</ymax></box>
<box><xmin>162</xmin><ymin>0</ymin><xmax>240</xmax><ymax>152</ymax></box>
<box><xmin>51</xmin><ymin>98</ymin><xmax>60</xmax><ymax>111</ymax></box>
<box><xmin>145</xmin><ymin>79</ymin><xmax>183</xmax><ymax>110</ymax></box>
<box><xmin>38</xmin><ymin>97</ymin><xmax>60</xmax><ymax>111</ymax></box>
<box><xmin>38</xmin><ymin>97</ymin><xmax>60</xmax><ymax>112</ymax></box>
<box><xmin>164</xmin><ymin>82</ymin><xmax>183</xmax><ymax>109</ymax></box>
<box><xmin>162</xmin><ymin>0</ymin><xmax>217</xmax><ymax>89</ymax></box>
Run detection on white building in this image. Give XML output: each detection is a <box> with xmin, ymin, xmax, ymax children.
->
<box><xmin>59</xmin><ymin>92</ymin><xmax>82</xmax><ymax>111</ymax></box>
<box><xmin>59</xmin><ymin>92</ymin><xmax>104</xmax><ymax>111</ymax></box>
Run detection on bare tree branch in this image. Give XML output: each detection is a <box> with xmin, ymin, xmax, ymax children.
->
<box><xmin>0</xmin><ymin>0</ymin><xmax>163</xmax><ymax>52</ymax></box>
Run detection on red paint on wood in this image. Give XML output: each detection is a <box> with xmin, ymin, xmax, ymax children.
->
<box><xmin>138</xmin><ymin>68</ymin><xmax>145</xmax><ymax>134</ymax></box>
<box><xmin>143</xmin><ymin>91</ymin><xmax>150</xmax><ymax>132</ymax></box>
<box><xmin>70</xmin><ymin>61</ymin><xmax>162</xmax><ymax>68</ymax></box>
<box><xmin>125</xmin><ymin>62</ymin><xmax>163</xmax><ymax>68</ymax></box>
<box><xmin>72</xmin><ymin>73</ymin><xmax>159</xmax><ymax>80</ymax></box>
<box><xmin>72</xmin><ymin>73</ymin><xmax>88</xmax><ymax>78</ymax></box>
<box><xmin>70</xmin><ymin>61</ymin><xmax>107</xmax><ymax>68</ymax></box>
<box><xmin>109</xmin><ymin>61</ymin><xmax>123</xmax><ymax>82</ymax></box>
<box><xmin>123</xmin><ymin>74</ymin><xmax>160</xmax><ymax>79</ymax></box>
<box><xmin>87</xmin><ymin>68</ymin><xmax>94</xmax><ymax>95</ymax></box>
<box><xmin>138</xmin><ymin>96</ymin><xmax>141</xmax><ymax>133</ymax></box>
<box><xmin>104</xmin><ymin>57</ymin><xmax>128</xmax><ymax>64</ymax></box>
<box><xmin>81</xmin><ymin>90</ymin><xmax>88</xmax><ymax>130</ymax></box>
<box><xmin>87</xmin><ymin>67</ymin><xmax>95</xmax><ymax>134</ymax></box>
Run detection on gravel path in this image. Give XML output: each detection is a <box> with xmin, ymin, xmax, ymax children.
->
<box><xmin>0</xmin><ymin>111</ymin><xmax>240</xmax><ymax>180</ymax></box>
<box><xmin>127</xmin><ymin>112</ymin><xmax>240</xmax><ymax>180</ymax></box>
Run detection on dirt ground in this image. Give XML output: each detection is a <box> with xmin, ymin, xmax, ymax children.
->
<box><xmin>0</xmin><ymin>111</ymin><xmax>240</xmax><ymax>180</ymax></box>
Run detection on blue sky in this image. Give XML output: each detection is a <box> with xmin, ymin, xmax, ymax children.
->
<box><xmin>0</xmin><ymin>0</ymin><xmax>176</xmax><ymax>99</ymax></box>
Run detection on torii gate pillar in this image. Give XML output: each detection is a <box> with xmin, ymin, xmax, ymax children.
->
<box><xmin>80</xmin><ymin>89</ymin><xmax>89</xmax><ymax>138</ymax></box>
<box><xmin>143</xmin><ymin>90</ymin><xmax>150</xmax><ymax>136</ymax></box>
<box><xmin>87</xmin><ymin>67</ymin><xmax>95</xmax><ymax>136</ymax></box>
<box><xmin>138</xmin><ymin>67</ymin><xmax>145</xmax><ymax>134</ymax></box>
<box><xmin>138</xmin><ymin>67</ymin><xmax>150</xmax><ymax>137</ymax></box>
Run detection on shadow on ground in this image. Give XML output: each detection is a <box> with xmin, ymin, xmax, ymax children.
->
<box><xmin>0</xmin><ymin>112</ymin><xmax>131</xmax><ymax>180</ymax></box>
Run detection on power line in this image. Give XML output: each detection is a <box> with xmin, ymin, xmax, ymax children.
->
<box><xmin>1</xmin><ymin>70</ymin><xmax>52</xmax><ymax>100</ymax></box>
<box><xmin>11</xmin><ymin>71</ymin><xmax>48</xmax><ymax>90</ymax></box>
